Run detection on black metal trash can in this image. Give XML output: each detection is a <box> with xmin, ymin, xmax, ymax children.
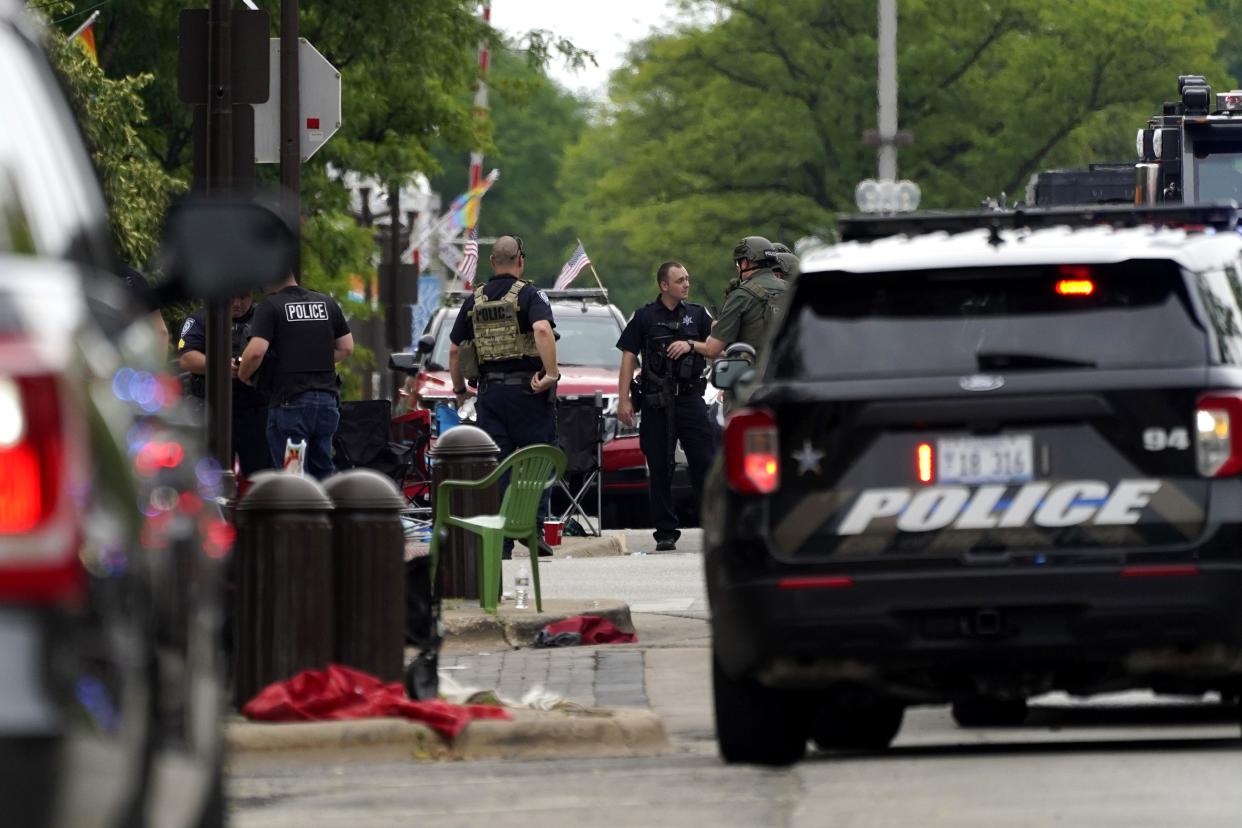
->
<box><xmin>429</xmin><ymin>425</ymin><xmax>500</xmax><ymax>600</ymax></box>
<box><xmin>322</xmin><ymin>469</ymin><xmax>406</xmax><ymax>683</ymax></box>
<box><xmin>232</xmin><ymin>473</ymin><xmax>335</xmax><ymax>708</ymax></box>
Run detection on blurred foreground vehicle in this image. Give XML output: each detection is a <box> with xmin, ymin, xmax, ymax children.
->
<box><xmin>0</xmin><ymin>1</ymin><xmax>292</xmax><ymax>823</ymax></box>
<box><xmin>705</xmin><ymin>204</ymin><xmax>1242</xmax><ymax>765</ymax></box>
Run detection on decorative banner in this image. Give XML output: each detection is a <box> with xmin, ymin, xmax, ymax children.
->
<box><xmin>411</xmin><ymin>275</ymin><xmax>442</xmax><ymax>344</ymax></box>
<box><xmin>438</xmin><ymin>241</ymin><xmax>463</xmax><ymax>273</ymax></box>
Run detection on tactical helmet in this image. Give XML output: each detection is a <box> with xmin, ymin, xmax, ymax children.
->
<box><xmin>733</xmin><ymin>235</ymin><xmax>776</xmax><ymax>266</ymax></box>
<box><xmin>774</xmin><ymin>251</ymin><xmax>800</xmax><ymax>277</ymax></box>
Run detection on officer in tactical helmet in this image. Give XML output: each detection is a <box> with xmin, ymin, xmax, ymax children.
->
<box><xmin>770</xmin><ymin>242</ymin><xmax>800</xmax><ymax>279</ymax></box>
<box><xmin>616</xmin><ymin>261</ymin><xmax>716</xmax><ymax>551</ymax></box>
<box><xmin>703</xmin><ymin>235</ymin><xmax>789</xmax><ymax>361</ymax></box>
<box><xmin>449</xmin><ymin>235</ymin><xmax>560</xmax><ymax>556</ymax></box>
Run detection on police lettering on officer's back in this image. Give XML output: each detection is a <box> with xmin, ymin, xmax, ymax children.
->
<box><xmin>284</xmin><ymin>301</ymin><xmax>330</xmax><ymax>322</ymax></box>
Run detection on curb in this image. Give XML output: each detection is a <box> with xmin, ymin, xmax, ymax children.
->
<box><xmin>226</xmin><ymin>707</ymin><xmax>670</xmax><ymax>762</ymax></box>
<box><xmin>442</xmin><ymin>598</ymin><xmax>635</xmax><ymax>651</ymax></box>
<box><xmin>514</xmin><ymin>532</ymin><xmax>627</xmax><ymax>559</ymax></box>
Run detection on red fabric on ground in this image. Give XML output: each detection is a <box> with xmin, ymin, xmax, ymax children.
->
<box><xmin>540</xmin><ymin>615</ymin><xmax>638</xmax><ymax>644</ymax></box>
<box><xmin>241</xmin><ymin>664</ymin><xmax>509</xmax><ymax>740</ymax></box>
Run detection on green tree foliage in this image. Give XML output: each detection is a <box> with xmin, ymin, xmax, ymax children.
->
<box><xmin>560</xmin><ymin>0</ymin><xmax>1236</xmax><ymax>313</ymax></box>
<box><xmin>429</xmin><ymin>48</ymin><xmax>589</xmax><ymax>287</ymax></box>
<box><xmin>41</xmin><ymin>4</ymin><xmax>183</xmax><ymax>267</ymax></box>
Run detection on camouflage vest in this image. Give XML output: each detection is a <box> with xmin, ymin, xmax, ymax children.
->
<box><xmin>736</xmin><ymin>271</ymin><xmax>787</xmax><ymax>349</ymax></box>
<box><xmin>470</xmin><ymin>280</ymin><xmax>539</xmax><ymax>364</ymax></box>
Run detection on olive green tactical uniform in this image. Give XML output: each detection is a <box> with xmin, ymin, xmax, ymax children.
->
<box><xmin>712</xmin><ymin>267</ymin><xmax>787</xmax><ymax>356</ymax></box>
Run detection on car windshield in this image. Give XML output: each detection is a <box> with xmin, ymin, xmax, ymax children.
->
<box><xmin>430</xmin><ymin>306</ymin><xmax>621</xmax><ymax>370</ymax></box>
<box><xmin>771</xmin><ymin>262</ymin><xmax>1205</xmax><ymax>380</ymax></box>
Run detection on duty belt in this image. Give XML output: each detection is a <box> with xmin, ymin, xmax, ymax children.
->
<box><xmin>644</xmin><ymin>379</ymin><xmax>704</xmax><ymax>397</ymax></box>
<box><xmin>481</xmin><ymin>371</ymin><xmax>535</xmax><ymax>387</ymax></box>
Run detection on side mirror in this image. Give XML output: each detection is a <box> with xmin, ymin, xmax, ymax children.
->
<box><xmin>153</xmin><ymin>196</ymin><xmax>296</xmax><ymax>303</ymax></box>
<box><xmin>712</xmin><ymin>358</ymin><xmax>754</xmax><ymax>391</ymax></box>
<box><xmin>416</xmin><ymin>334</ymin><xmax>435</xmax><ymax>354</ymax></box>
<box><xmin>389</xmin><ymin>352</ymin><xmax>420</xmax><ymax>373</ymax></box>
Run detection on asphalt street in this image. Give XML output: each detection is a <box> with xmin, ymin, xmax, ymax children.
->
<box><xmin>229</xmin><ymin>526</ymin><xmax>1242</xmax><ymax>826</ymax></box>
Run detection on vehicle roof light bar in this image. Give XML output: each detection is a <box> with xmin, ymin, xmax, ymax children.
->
<box><xmin>835</xmin><ymin>203</ymin><xmax>1240</xmax><ymax>243</ymax></box>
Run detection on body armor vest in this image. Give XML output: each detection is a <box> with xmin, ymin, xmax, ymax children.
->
<box><xmin>642</xmin><ymin>317</ymin><xmax>707</xmax><ymax>390</ymax></box>
<box><xmin>470</xmin><ymin>281</ymin><xmax>539</xmax><ymax>365</ymax></box>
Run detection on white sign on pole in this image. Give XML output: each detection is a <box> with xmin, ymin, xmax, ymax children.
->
<box><xmin>253</xmin><ymin>38</ymin><xmax>342</xmax><ymax>163</ymax></box>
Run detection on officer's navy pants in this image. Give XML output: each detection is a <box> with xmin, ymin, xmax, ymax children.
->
<box><xmin>476</xmin><ymin>382</ymin><xmax>558</xmax><ymax>551</ymax></box>
<box><xmin>640</xmin><ymin>394</ymin><xmax>717</xmax><ymax>542</ymax></box>
<box><xmin>266</xmin><ymin>390</ymin><xmax>340</xmax><ymax>480</ymax></box>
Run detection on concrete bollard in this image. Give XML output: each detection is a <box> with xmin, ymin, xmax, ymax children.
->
<box><xmin>232</xmin><ymin>473</ymin><xmax>334</xmax><ymax>708</ymax></box>
<box><xmin>429</xmin><ymin>425</ymin><xmax>499</xmax><ymax>600</ymax></box>
<box><xmin>322</xmin><ymin>469</ymin><xmax>406</xmax><ymax>682</ymax></box>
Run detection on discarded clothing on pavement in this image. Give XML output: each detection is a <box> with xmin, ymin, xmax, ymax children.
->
<box><xmin>533</xmin><ymin>615</ymin><xmax>638</xmax><ymax>647</ymax></box>
<box><xmin>241</xmin><ymin>664</ymin><xmax>509</xmax><ymax>740</ymax></box>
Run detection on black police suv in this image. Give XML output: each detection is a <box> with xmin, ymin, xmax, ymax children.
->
<box><xmin>705</xmin><ymin>204</ymin><xmax>1242</xmax><ymax>765</ymax></box>
<box><xmin>0</xmin><ymin>1</ymin><xmax>293</xmax><ymax>822</ymax></box>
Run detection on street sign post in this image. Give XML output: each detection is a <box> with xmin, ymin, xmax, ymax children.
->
<box><xmin>254</xmin><ymin>38</ymin><xmax>341</xmax><ymax>163</ymax></box>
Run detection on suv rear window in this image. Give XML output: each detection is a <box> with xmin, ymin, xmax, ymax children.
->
<box><xmin>773</xmin><ymin>261</ymin><xmax>1204</xmax><ymax>379</ymax></box>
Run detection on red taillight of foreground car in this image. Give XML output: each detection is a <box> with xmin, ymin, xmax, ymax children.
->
<box><xmin>724</xmin><ymin>407</ymin><xmax>780</xmax><ymax>494</ymax></box>
<box><xmin>0</xmin><ymin>372</ymin><xmax>80</xmax><ymax>605</ymax></box>
<box><xmin>0</xmin><ymin>375</ymin><xmax>62</xmax><ymax>533</ymax></box>
<box><xmin>1195</xmin><ymin>392</ymin><xmax>1242</xmax><ymax>477</ymax></box>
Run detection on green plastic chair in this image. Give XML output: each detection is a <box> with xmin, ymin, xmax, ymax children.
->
<box><xmin>429</xmin><ymin>444</ymin><xmax>567</xmax><ymax>614</ymax></box>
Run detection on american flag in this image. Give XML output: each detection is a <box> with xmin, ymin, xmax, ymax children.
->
<box><xmin>553</xmin><ymin>242</ymin><xmax>591</xmax><ymax>290</ymax></box>
<box><xmin>457</xmin><ymin>228</ymin><xmax>479</xmax><ymax>289</ymax></box>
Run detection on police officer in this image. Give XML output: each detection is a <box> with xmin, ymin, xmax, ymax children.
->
<box><xmin>703</xmin><ymin>235</ymin><xmax>789</xmax><ymax>361</ymax></box>
<box><xmin>617</xmin><ymin>261</ymin><xmax>716</xmax><ymax>552</ymax></box>
<box><xmin>770</xmin><ymin>242</ymin><xmax>800</xmax><ymax>279</ymax></box>
<box><xmin>178</xmin><ymin>292</ymin><xmax>274</xmax><ymax>477</ymax></box>
<box><xmin>238</xmin><ymin>274</ymin><xmax>354</xmax><ymax>480</ymax></box>
<box><xmin>449</xmin><ymin>235</ymin><xmax>559</xmax><ymax>556</ymax></box>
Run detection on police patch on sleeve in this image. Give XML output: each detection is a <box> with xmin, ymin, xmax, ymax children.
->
<box><xmin>180</xmin><ymin>318</ymin><xmax>195</xmax><ymax>337</ymax></box>
<box><xmin>537</xmin><ymin>290</ymin><xmax>550</xmax><ymax>306</ymax></box>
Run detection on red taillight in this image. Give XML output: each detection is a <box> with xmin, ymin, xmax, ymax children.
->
<box><xmin>724</xmin><ymin>407</ymin><xmax>780</xmax><ymax>494</ymax></box>
<box><xmin>0</xmin><ymin>376</ymin><xmax>62</xmax><ymax>533</ymax></box>
<box><xmin>0</xmin><ymin>371</ymin><xmax>79</xmax><ymax>605</ymax></box>
<box><xmin>1120</xmin><ymin>564</ymin><xmax>1200</xmax><ymax>578</ymax></box>
<box><xmin>1055</xmin><ymin>265</ymin><xmax>1095</xmax><ymax>296</ymax></box>
<box><xmin>778</xmin><ymin>575</ymin><xmax>854</xmax><ymax>590</ymax></box>
<box><xmin>1195</xmin><ymin>392</ymin><xmax>1242</xmax><ymax>477</ymax></box>
<box><xmin>1055</xmin><ymin>279</ymin><xmax>1094</xmax><ymax>296</ymax></box>
<box><xmin>916</xmin><ymin>442</ymin><xmax>933</xmax><ymax>484</ymax></box>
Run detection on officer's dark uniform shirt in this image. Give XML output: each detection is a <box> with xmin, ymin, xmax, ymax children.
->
<box><xmin>178</xmin><ymin>305</ymin><xmax>268</xmax><ymax>411</ymax></box>
<box><xmin>249</xmin><ymin>285</ymin><xmax>351</xmax><ymax>404</ymax></box>
<box><xmin>449</xmin><ymin>274</ymin><xmax>555</xmax><ymax>375</ymax></box>
<box><xmin>616</xmin><ymin>297</ymin><xmax>713</xmax><ymax>384</ymax></box>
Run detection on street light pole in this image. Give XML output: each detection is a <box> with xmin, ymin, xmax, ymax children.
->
<box><xmin>205</xmin><ymin>0</ymin><xmax>234</xmax><ymax>488</ymax></box>
<box><xmin>281</xmin><ymin>0</ymin><xmax>300</xmax><ymax>279</ymax></box>
<box><xmin>877</xmin><ymin>0</ymin><xmax>898</xmax><ymax>182</ymax></box>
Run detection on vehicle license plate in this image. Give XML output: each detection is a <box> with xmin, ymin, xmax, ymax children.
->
<box><xmin>936</xmin><ymin>435</ymin><xmax>1034</xmax><ymax>484</ymax></box>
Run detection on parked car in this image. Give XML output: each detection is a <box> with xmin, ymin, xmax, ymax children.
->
<box><xmin>706</xmin><ymin>204</ymin><xmax>1242</xmax><ymax>765</ymax></box>
<box><xmin>399</xmin><ymin>288</ymin><xmax>665</xmax><ymax>527</ymax></box>
<box><xmin>0</xmin><ymin>3</ymin><xmax>289</xmax><ymax>823</ymax></box>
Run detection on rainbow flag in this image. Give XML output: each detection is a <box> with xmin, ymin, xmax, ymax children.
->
<box><xmin>447</xmin><ymin>169</ymin><xmax>499</xmax><ymax>232</ymax></box>
<box><xmin>68</xmin><ymin>11</ymin><xmax>100</xmax><ymax>65</ymax></box>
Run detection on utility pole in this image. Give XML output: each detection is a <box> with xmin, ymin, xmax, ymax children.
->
<box><xmin>384</xmin><ymin>184</ymin><xmax>402</xmax><ymax>401</ymax></box>
<box><xmin>877</xmin><ymin>0</ymin><xmax>897</xmax><ymax>181</ymax></box>
<box><xmin>281</xmin><ymin>0</ymin><xmax>300</xmax><ymax>279</ymax></box>
<box><xmin>205</xmin><ymin>0</ymin><xmax>234</xmax><ymax>489</ymax></box>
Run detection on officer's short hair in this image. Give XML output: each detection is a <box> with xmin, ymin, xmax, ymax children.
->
<box><xmin>656</xmin><ymin>261</ymin><xmax>685</xmax><ymax>287</ymax></box>
<box><xmin>492</xmin><ymin>235</ymin><xmax>522</xmax><ymax>266</ymax></box>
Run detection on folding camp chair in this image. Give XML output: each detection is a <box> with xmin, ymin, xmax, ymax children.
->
<box><xmin>334</xmin><ymin>400</ymin><xmax>429</xmax><ymax>519</ymax></box>
<box><xmin>555</xmin><ymin>393</ymin><xmax>605</xmax><ymax>537</ymax></box>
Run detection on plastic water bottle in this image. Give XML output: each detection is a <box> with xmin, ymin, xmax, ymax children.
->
<box><xmin>514</xmin><ymin>567</ymin><xmax>530</xmax><ymax>610</ymax></box>
<box><xmin>283</xmin><ymin>438</ymin><xmax>306</xmax><ymax>476</ymax></box>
